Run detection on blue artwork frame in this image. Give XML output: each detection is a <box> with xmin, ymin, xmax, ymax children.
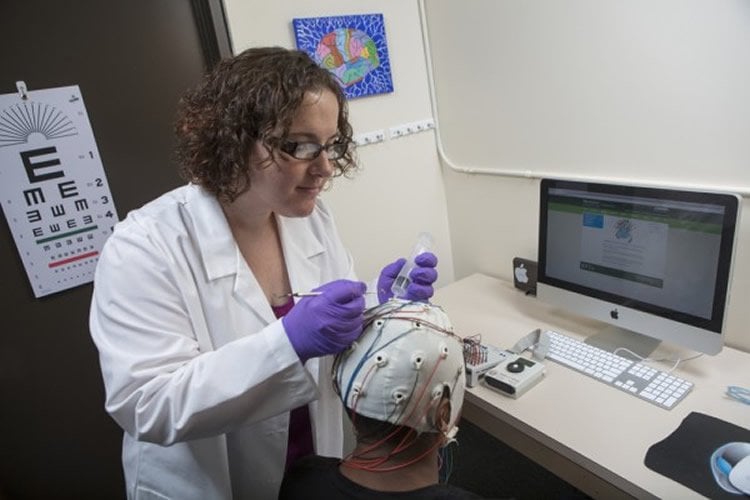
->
<box><xmin>292</xmin><ymin>13</ymin><xmax>394</xmax><ymax>99</ymax></box>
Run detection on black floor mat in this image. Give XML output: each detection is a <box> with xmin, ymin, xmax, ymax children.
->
<box><xmin>447</xmin><ymin>419</ymin><xmax>593</xmax><ymax>500</ymax></box>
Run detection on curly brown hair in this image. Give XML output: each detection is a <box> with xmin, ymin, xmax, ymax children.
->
<box><xmin>175</xmin><ymin>46</ymin><xmax>357</xmax><ymax>203</ymax></box>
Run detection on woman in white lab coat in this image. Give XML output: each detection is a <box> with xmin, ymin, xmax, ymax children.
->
<box><xmin>89</xmin><ymin>47</ymin><xmax>437</xmax><ymax>500</ymax></box>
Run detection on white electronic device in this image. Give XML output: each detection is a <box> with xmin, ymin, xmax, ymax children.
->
<box><xmin>711</xmin><ymin>442</ymin><xmax>750</xmax><ymax>495</ymax></box>
<box><xmin>537</xmin><ymin>178</ymin><xmax>741</xmax><ymax>358</ymax></box>
<box><xmin>484</xmin><ymin>353</ymin><xmax>546</xmax><ymax>399</ymax></box>
<box><xmin>481</xmin><ymin>328</ymin><xmax>549</xmax><ymax>398</ymax></box>
<box><xmin>463</xmin><ymin>342</ymin><xmax>509</xmax><ymax>388</ymax></box>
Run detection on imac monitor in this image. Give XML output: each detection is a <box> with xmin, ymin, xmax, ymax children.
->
<box><xmin>537</xmin><ymin>178</ymin><xmax>740</xmax><ymax>356</ymax></box>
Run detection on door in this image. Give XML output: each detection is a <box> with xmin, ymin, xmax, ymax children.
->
<box><xmin>0</xmin><ymin>1</ymin><xmax>228</xmax><ymax>497</ymax></box>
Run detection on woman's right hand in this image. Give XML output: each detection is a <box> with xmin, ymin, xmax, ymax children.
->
<box><xmin>282</xmin><ymin>279</ymin><xmax>367</xmax><ymax>363</ymax></box>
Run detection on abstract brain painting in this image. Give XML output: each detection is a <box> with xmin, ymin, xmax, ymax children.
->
<box><xmin>293</xmin><ymin>13</ymin><xmax>394</xmax><ymax>99</ymax></box>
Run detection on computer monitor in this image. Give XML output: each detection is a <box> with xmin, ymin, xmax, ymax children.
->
<box><xmin>537</xmin><ymin>178</ymin><xmax>741</xmax><ymax>357</ymax></box>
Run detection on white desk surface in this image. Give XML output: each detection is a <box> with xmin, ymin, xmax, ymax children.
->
<box><xmin>434</xmin><ymin>273</ymin><xmax>750</xmax><ymax>500</ymax></box>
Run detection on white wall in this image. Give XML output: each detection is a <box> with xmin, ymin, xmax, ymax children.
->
<box><xmin>425</xmin><ymin>0</ymin><xmax>750</xmax><ymax>185</ymax></box>
<box><xmin>221</xmin><ymin>0</ymin><xmax>750</xmax><ymax>353</ymax></box>
<box><xmin>423</xmin><ymin>0</ymin><xmax>750</xmax><ymax>352</ymax></box>
<box><xmin>222</xmin><ymin>0</ymin><xmax>454</xmax><ymax>285</ymax></box>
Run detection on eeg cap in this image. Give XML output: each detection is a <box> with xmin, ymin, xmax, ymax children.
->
<box><xmin>333</xmin><ymin>300</ymin><xmax>466</xmax><ymax>434</ymax></box>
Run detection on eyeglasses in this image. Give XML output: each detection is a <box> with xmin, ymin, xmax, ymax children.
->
<box><xmin>278</xmin><ymin>139</ymin><xmax>349</xmax><ymax>161</ymax></box>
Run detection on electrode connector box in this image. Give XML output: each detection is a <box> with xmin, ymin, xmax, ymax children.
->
<box><xmin>463</xmin><ymin>341</ymin><xmax>509</xmax><ymax>388</ymax></box>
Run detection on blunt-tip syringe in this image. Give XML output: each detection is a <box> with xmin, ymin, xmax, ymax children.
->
<box><xmin>391</xmin><ymin>232</ymin><xmax>434</xmax><ymax>299</ymax></box>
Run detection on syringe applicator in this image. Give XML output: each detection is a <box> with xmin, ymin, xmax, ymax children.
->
<box><xmin>391</xmin><ymin>232</ymin><xmax>434</xmax><ymax>299</ymax></box>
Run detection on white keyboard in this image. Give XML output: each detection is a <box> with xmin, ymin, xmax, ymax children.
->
<box><xmin>545</xmin><ymin>330</ymin><xmax>694</xmax><ymax>410</ymax></box>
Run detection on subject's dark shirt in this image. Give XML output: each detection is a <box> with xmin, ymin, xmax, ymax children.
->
<box><xmin>279</xmin><ymin>455</ymin><xmax>487</xmax><ymax>499</ymax></box>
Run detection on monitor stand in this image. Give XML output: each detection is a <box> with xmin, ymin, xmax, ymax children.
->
<box><xmin>584</xmin><ymin>325</ymin><xmax>661</xmax><ymax>360</ymax></box>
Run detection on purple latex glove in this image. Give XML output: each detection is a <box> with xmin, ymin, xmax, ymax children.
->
<box><xmin>376</xmin><ymin>252</ymin><xmax>438</xmax><ymax>304</ymax></box>
<box><xmin>282</xmin><ymin>279</ymin><xmax>367</xmax><ymax>363</ymax></box>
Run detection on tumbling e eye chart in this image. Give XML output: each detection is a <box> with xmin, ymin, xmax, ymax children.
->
<box><xmin>0</xmin><ymin>82</ymin><xmax>117</xmax><ymax>298</ymax></box>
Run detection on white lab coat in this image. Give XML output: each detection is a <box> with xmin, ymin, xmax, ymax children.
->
<box><xmin>89</xmin><ymin>184</ymin><xmax>362</xmax><ymax>500</ymax></box>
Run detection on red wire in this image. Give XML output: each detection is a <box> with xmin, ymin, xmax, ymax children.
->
<box><xmin>343</xmin><ymin>357</ymin><xmax>445</xmax><ymax>472</ymax></box>
<box><xmin>342</xmin><ymin>432</ymin><xmax>444</xmax><ymax>472</ymax></box>
<box><xmin>343</xmin><ymin>304</ymin><xmax>462</xmax><ymax>473</ymax></box>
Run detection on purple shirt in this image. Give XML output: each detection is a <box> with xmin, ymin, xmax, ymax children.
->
<box><xmin>272</xmin><ymin>299</ymin><xmax>314</xmax><ymax>470</ymax></box>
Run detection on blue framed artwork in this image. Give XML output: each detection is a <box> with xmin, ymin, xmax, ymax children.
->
<box><xmin>292</xmin><ymin>13</ymin><xmax>394</xmax><ymax>99</ymax></box>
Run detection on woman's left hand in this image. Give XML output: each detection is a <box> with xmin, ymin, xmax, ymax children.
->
<box><xmin>376</xmin><ymin>252</ymin><xmax>438</xmax><ymax>304</ymax></box>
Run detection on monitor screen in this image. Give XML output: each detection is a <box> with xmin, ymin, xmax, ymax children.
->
<box><xmin>537</xmin><ymin>178</ymin><xmax>740</xmax><ymax>356</ymax></box>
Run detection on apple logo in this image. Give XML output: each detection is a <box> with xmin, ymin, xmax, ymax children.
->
<box><xmin>515</xmin><ymin>263</ymin><xmax>528</xmax><ymax>284</ymax></box>
<box><xmin>610</xmin><ymin>309</ymin><xmax>619</xmax><ymax>320</ymax></box>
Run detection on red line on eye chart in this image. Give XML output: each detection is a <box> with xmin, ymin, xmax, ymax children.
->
<box><xmin>48</xmin><ymin>251</ymin><xmax>99</xmax><ymax>268</ymax></box>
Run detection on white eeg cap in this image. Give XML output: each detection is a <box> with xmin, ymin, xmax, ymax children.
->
<box><xmin>333</xmin><ymin>300</ymin><xmax>466</xmax><ymax>434</ymax></box>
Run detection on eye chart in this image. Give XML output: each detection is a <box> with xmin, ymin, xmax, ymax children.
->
<box><xmin>0</xmin><ymin>82</ymin><xmax>117</xmax><ymax>298</ymax></box>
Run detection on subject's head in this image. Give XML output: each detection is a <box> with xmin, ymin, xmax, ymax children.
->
<box><xmin>175</xmin><ymin>46</ymin><xmax>357</xmax><ymax>206</ymax></box>
<box><xmin>333</xmin><ymin>300</ymin><xmax>466</xmax><ymax>442</ymax></box>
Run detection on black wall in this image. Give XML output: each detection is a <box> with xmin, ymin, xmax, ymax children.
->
<box><xmin>0</xmin><ymin>2</ymin><xmax>225</xmax><ymax>497</ymax></box>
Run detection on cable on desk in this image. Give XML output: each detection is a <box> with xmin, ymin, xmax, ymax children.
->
<box><xmin>613</xmin><ymin>347</ymin><xmax>703</xmax><ymax>373</ymax></box>
<box><xmin>727</xmin><ymin>385</ymin><xmax>750</xmax><ymax>405</ymax></box>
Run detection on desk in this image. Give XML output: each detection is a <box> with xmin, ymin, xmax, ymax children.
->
<box><xmin>434</xmin><ymin>273</ymin><xmax>750</xmax><ymax>499</ymax></box>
